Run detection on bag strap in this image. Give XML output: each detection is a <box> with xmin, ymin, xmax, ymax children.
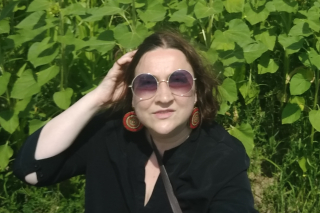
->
<box><xmin>150</xmin><ymin>136</ymin><xmax>183</xmax><ymax>213</ymax></box>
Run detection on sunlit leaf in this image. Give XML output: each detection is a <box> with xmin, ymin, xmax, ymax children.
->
<box><xmin>11</xmin><ymin>69</ymin><xmax>40</xmax><ymax>99</ymax></box>
<box><xmin>8</xmin><ymin>23</ymin><xmax>55</xmax><ymax>46</ymax></box>
<box><xmin>273</xmin><ymin>0</ymin><xmax>298</xmax><ymax>13</ymax></box>
<box><xmin>138</xmin><ymin>1</ymin><xmax>166</xmax><ymax>22</ymax></box>
<box><xmin>194</xmin><ymin>1</ymin><xmax>215</xmax><ymax>19</ymax></box>
<box><xmin>303</xmin><ymin>6</ymin><xmax>320</xmax><ymax>32</ymax></box>
<box><xmin>28</xmin><ymin>37</ymin><xmax>59</xmax><ymax>68</ymax></box>
<box><xmin>299</xmin><ymin>48</ymin><xmax>320</xmax><ymax>70</ymax></box>
<box><xmin>29</xmin><ymin>119</ymin><xmax>49</xmax><ymax>135</ymax></box>
<box><xmin>243</xmin><ymin>42</ymin><xmax>268</xmax><ymax>63</ymax></box>
<box><xmin>114</xmin><ymin>24</ymin><xmax>149</xmax><ymax>49</ymax></box>
<box><xmin>0</xmin><ymin>72</ymin><xmax>11</xmax><ymax>96</ymax></box>
<box><xmin>289</xmin><ymin>20</ymin><xmax>313</xmax><ymax>37</ymax></box>
<box><xmin>243</xmin><ymin>3</ymin><xmax>270</xmax><ymax>25</ymax></box>
<box><xmin>0</xmin><ymin>143</ymin><xmax>13</xmax><ymax>171</ymax></box>
<box><xmin>290</xmin><ymin>96</ymin><xmax>305</xmax><ymax>111</ymax></box>
<box><xmin>278</xmin><ymin>34</ymin><xmax>304</xmax><ymax>55</ymax></box>
<box><xmin>36</xmin><ymin>65</ymin><xmax>60</xmax><ymax>86</ymax></box>
<box><xmin>0</xmin><ymin>111</ymin><xmax>19</xmax><ymax>134</ymax></box>
<box><xmin>224</xmin><ymin>0</ymin><xmax>244</xmax><ymax>13</ymax></box>
<box><xmin>290</xmin><ymin>73</ymin><xmax>311</xmax><ymax>95</ymax></box>
<box><xmin>282</xmin><ymin>103</ymin><xmax>301</xmax><ymax>124</ymax></box>
<box><xmin>16</xmin><ymin>11</ymin><xmax>45</xmax><ymax>29</ymax></box>
<box><xmin>53</xmin><ymin>88</ymin><xmax>73</xmax><ymax>110</ymax></box>
<box><xmin>169</xmin><ymin>7</ymin><xmax>195</xmax><ymax>27</ymax></box>
<box><xmin>84</xmin><ymin>6</ymin><xmax>123</xmax><ymax>22</ymax></box>
<box><xmin>0</xmin><ymin>20</ymin><xmax>10</xmax><ymax>34</ymax></box>
<box><xmin>61</xmin><ymin>3</ymin><xmax>86</xmax><ymax>16</ymax></box>
<box><xmin>258</xmin><ymin>52</ymin><xmax>279</xmax><ymax>74</ymax></box>
<box><xmin>298</xmin><ymin>157</ymin><xmax>307</xmax><ymax>173</ymax></box>
<box><xmin>218</xmin><ymin>100</ymin><xmax>230</xmax><ymax>115</ymax></box>
<box><xmin>309</xmin><ymin>110</ymin><xmax>320</xmax><ymax>132</ymax></box>
<box><xmin>211</xmin><ymin>30</ymin><xmax>235</xmax><ymax>51</ymax></box>
<box><xmin>14</xmin><ymin>97</ymin><xmax>32</xmax><ymax>114</ymax></box>
<box><xmin>27</xmin><ymin>0</ymin><xmax>51</xmax><ymax>12</ymax></box>
<box><xmin>229</xmin><ymin>123</ymin><xmax>255</xmax><ymax>157</ymax></box>
<box><xmin>255</xmin><ymin>31</ymin><xmax>276</xmax><ymax>51</ymax></box>
<box><xmin>218</xmin><ymin>78</ymin><xmax>238</xmax><ymax>103</ymax></box>
<box><xmin>85</xmin><ymin>31</ymin><xmax>116</xmax><ymax>54</ymax></box>
<box><xmin>239</xmin><ymin>81</ymin><xmax>260</xmax><ymax>105</ymax></box>
<box><xmin>218</xmin><ymin>47</ymin><xmax>245</xmax><ymax>66</ymax></box>
<box><xmin>212</xmin><ymin>0</ymin><xmax>224</xmax><ymax>14</ymax></box>
<box><xmin>224</xmin><ymin>19</ymin><xmax>254</xmax><ymax>48</ymax></box>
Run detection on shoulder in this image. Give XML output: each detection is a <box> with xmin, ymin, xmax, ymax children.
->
<box><xmin>194</xmin><ymin>122</ymin><xmax>250</xmax><ymax>170</ymax></box>
<box><xmin>199</xmin><ymin>122</ymin><xmax>246</xmax><ymax>154</ymax></box>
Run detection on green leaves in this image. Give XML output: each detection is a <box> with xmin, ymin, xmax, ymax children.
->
<box><xmin>224</xmin><ymin>19</ymin><xmax>253</xmax><ymax>48</ymax></box>
<box><xmin>113</xmin><ymin>24</ymin><xmax>149</xmax><ymax>49</ymax></box>
<box><xmin>244</xmin><ymin>2</ymin><xmax>270</xmax><ymax>25</ymax></box>
<box><xmin>36</xmin><ymin>65</ymin><xmax>60</xmax><ymax>86</ymax></box>
<box><xmin>0</xmin><ymin>20</ymin><xmax>10</xmax><ymax>34</ymax></box>
<box><xmin>0</xmin><ymin>72</ymin><xmax>11</xmax><ymax>96</ymax></box>
<box><xmin>53</xmin><ymin>88</ymin><xmax>73</xmax><ymax>110</ymax></box>
<box><xmin>194</xmin><ymin>1</ymin><xmax>215</xmax><ymax>19</ymax></box>
<box><xmin>11</xmin><ymin>69</ymin><xmax>41</xmax><ymax>99</ymax></box>
<box><xmin>278</xmin><ymin>34</ymin><xmax>304</xmax><ymax>55</ymax></box>
<box><xmin>224</xmin><ymin>0</ymin><xmax>244</xmax><ymax>13</ymax></box>
<box><xmin>289</xmin><ymin>73</ymin><xmax>311</xmax><ymax>95</ymax></box>
<box><xmin>273</xmin><ymin>0</ymin><xmax>298</xmax><ymax>13</ymax></box>
<box><xmin>0</xmin><ymin>111</ymin><xmax>19</xmax><ymax>134</ymax></box>
<box><xmin>0</xmin><ymin>143</ymin><xmax>13</xmax><ymax>171</ymax></box>
<box><xmin>309</xmin><ymin>110</ymin><xmax>320</xmax><ymax>132</ymax></box>
<box><xmin>229</xmin><ymin>123</ymin><xmax>255</xmax><ymax>157</ymax></box>
<box><xmin>27</xmin><ymin>37</ymin><xmax>59</xmax><ymax>68</ymax></box>
<box><xmin>218</xmin><ymin>78</ymin><xmax>238</xmax><ymax>103</ymax></box>
<box><xmin>27</xmin><ymin>0</ymin><xmax>52</xmax><ymax>12</ymax></box>
<box><xmin>138</xmin><ymin>1</ymin><xmax>166</xmax><ymax>22</ymax></box>
<box><xmin>282</xmin><ymin>103</ymin><xmax>301</xmax><ymax>124</ymax></box>
<box><xmin>258</xmin><ymin>52</ymin><xmax>279</xmax><ymax>74</ymax></box>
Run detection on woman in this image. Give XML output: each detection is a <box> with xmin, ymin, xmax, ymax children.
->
<box><xmin>14</xmin><ymin>31</ymin><xmax>258</xmax><ymax>212</ymax></box>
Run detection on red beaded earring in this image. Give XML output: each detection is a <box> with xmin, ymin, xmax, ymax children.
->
<box><xmin>123</xmin><ymin>111</ymin><xmax>144</xmax><ymax>132</ymax></box>
<box><xmin>189</xmin><ymin>107</ymin><xmax>200</xmax><ymax>129</ymax></box>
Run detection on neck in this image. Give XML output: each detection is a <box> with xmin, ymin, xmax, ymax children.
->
<box><xmin>146</xmin><ymin>126</ymin><xmax>192</xmax><ymax>155</ymax></box>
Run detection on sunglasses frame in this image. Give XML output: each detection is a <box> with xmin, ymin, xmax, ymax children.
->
<box><xmin>128</xmin><ymin>69</ymin><xmax>197</xmax><ymax>100</ymax></box>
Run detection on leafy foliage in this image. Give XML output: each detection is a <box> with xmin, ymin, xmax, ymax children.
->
<box><xmin>0</xmin><ymin>0</ymin><xmax>320</xmax><ymax>212</ymax></box>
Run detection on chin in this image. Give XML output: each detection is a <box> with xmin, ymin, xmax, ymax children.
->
<box><xmin>147</xmin><ymin>122</ymin><xmax>183</xmax><ymax>136</ymax></box>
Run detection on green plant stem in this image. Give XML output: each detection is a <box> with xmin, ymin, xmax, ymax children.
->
<box><xmin>131</xmin><ymin>0</ymin><xmax>136</xmax><ymax>31</ymax></box>
<box><xmin>206</xmin><ymin>0</ymin><xmax>214</xmax><ymax>48</ymax></box>
<box><xmin>282</xmin><ymin>51</ymin><xmax>290</xmax><ymax>106</ymax></box>
<box><xmin>59</xmin><ymin>0</ymin><xmax>66</xmax><ymax>91</ymax></box>
<box><xmin>310</xmin><ymin>69</ymin><xmax>319</xmax><ymax>146</ymax></box>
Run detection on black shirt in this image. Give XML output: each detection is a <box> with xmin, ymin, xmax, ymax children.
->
<box><xmin>13</xmin><ymin>112</ymin><xmax>258</xmax><ymax>213</ymax></box>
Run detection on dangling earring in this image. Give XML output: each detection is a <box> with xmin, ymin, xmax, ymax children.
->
<box><xmin>189</xmin><ymin>107</ymin><xmax>200</xmax><ymax>129</ymax></box>
<box><xmin>123</xmin><ymin>111</ymin><xmax>144</xmax><ymax>132</ymax></box>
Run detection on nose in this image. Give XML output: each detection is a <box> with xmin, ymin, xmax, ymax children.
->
<box><xmin>154</xmin><ymin>80</ymin><xmax>174</xmax><ymax>104</ymax></box>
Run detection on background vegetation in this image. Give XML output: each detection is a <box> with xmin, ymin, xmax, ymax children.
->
<box><xmin>0</xmin><ymin>0</ymin><xmax>320</xmax><ymax>212</ymax></box>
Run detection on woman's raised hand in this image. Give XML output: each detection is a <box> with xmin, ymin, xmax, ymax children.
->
<box><xmin>90</xmin><ymin>50</ymin><xmax>137</xmax><ymax>107</ymax></box>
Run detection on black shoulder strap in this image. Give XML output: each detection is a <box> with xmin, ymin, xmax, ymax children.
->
<box><xmin>150</xmin><ymin>136</ymin><xmax>183</xmax><ymax>213</ymax></box>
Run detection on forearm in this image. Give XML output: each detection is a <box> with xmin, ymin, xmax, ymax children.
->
<box><xmin>35</xmin><ymin>91</ymin><xmax>102</xmax><ymax>160</ymax></box>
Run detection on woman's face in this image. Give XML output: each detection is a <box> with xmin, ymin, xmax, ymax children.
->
<box><xmin>132</xmin><ymin>48</ymin><xmax>197</xmax><ymax>136</ymax></box>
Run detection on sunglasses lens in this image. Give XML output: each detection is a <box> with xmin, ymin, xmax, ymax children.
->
<box><xmin>169</xmin><ymin>70</ymin><xmax>194</xmax><ymax>95</ymax></box>
<box><xmin>132</xmin><ymin>74</ymin><xmax>157</xmax><ymax>99</ymax></box>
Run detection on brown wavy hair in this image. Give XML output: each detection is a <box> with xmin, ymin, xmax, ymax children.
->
<box><xmin>111</xmin><ymin>31</ymin><xmax>220</xmax><ymax>124</ymax></box>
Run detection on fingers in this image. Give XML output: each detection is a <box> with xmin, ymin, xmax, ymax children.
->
<box><xmin>115</xmin><ymin>50</ymin><xmax>137</xmax><ymax>67</ymax></box>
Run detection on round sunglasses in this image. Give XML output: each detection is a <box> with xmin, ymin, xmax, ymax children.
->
<box><xmin>129</xmin><ymin>69</ymin><xmax>196</xmax><ymax>100</ymax></box>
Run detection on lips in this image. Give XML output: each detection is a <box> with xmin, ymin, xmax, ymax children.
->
<box><xmin>153</xmin><ymin>109</ymin><xmax>175</xmax><ymax>119</ymax></box>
